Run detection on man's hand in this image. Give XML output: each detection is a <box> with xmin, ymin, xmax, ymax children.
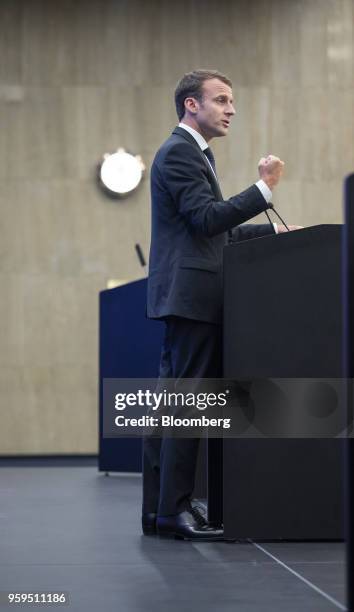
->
<box><xmin>277</xmin><ymin>225</ymin><xmax>304</xmax><ymax>233</ymax></box>
<box><xmin>258</xmin><ymin>155</ymin><xmax>284</xmax><ymax>189</ymax></box>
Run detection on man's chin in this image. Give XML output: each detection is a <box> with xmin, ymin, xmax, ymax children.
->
<box><xmin>214</xmin><ymin>126</ymin><xmax>229</xmax><ymax>137</ymax></box>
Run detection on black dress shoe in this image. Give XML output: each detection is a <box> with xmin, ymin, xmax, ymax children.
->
<box><xmin>142</xmin><ymin>500</ymin><xmax>207</xmax><ymax>535</ymax></box>
<box><xmin>142</xmin><ymin>512</ymin><xmax>157</xmax><ymax>535</ymax></box>
<box><xmin>157</xmin><ymin>510</ymin><xmax>224</xmax><ymax>541</ymax></box>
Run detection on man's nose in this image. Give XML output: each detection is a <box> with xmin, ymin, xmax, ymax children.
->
<box><xmin>226</xmin><ymin>104</ymin><xmax>236</xmax><ymax>116</ymax></box>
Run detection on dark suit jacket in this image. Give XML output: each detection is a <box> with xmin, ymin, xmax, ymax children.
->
<box><xmin>147</xmin><ymin>126</ymin><xmax>274</xmax><ymax>324</ymax></box>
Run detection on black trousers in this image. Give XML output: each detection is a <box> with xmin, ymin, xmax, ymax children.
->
<box><xmin>142</xmin><ymin>316</ymin><xmax>222</xmax><ymax>517</ymax></box>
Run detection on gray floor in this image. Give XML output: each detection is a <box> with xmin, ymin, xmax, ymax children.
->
<box><xmin>0</xmin><ymin>466</ymin><xmax>347</xmax><ymax>612</ymax></box>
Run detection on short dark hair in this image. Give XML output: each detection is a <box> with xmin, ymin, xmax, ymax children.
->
<box><xmin>174</xmin><ymin>69</ymin><xmax>232</xmax><ymax>121</ymax></box>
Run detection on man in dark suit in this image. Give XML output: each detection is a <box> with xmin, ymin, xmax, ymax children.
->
<box><xmin>143</xmin><ymin>69</ymin><xmax>293</xmax><ymax>540</ymax></box>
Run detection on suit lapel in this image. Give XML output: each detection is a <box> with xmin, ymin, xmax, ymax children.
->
<box><xmin>172</xmin><ymin>127</ymin><xmax>223</xmax><ymax>200</ymax></box>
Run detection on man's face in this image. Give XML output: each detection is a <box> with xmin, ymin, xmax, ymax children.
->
<box><xmin>188</xmin><ymin>78</ymin><xmax>236</xmax><ymax>140</ymax></box>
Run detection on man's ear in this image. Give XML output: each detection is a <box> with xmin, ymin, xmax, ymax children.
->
<box><xmin>184</xmin><ymin>97</ymin><xmax>199</xmax><ymax>115</ymax></box>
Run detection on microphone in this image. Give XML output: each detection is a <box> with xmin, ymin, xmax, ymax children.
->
<box><xmin>264</xmin><ymin>209</ymin><xmax>274</xmax><ymax>229</ymax></box>
<box><xmin>265</xmin><ymin>203</ymin><xmax>290</xmax><ymax>232</ymax></box>
<box><xmin>135</xmin><ymin>243</ymin><xmax>146</xmax><ymax>267</ymax></box>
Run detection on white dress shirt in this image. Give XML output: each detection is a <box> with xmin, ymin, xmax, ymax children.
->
<box><xmin>178</xmin><ymin>122</ymin><xmax>277</xmax><ymax>233</ymax></box>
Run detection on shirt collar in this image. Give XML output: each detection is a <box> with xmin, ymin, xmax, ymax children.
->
<box><xmin>178</xmin><ymin>122</ymin><xmax>209</xmax><ymax>151</ymax></box>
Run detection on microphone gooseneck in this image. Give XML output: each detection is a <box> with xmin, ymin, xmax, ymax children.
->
<box><xmin>264</xmin><ymin>209</ymin><xmax>273</xmax><ymax>229</ymax></box>
<box><xmin>135</xmin><ymin>243</ymin><xmax>146</xmax><ymax>267</ymax></box>
<box><xmin>267</xmin><ymin>203</ymin><xmax>290</xmax><ymax>231</ymax></box>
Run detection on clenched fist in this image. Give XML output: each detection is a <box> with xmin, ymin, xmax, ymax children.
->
<box><xmin>258</xmin><ymin>155</ymin><xmax>285</xmax><ymax>190</ymax></box>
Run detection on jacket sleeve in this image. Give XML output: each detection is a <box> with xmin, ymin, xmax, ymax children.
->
<box><xmin>159</xmin><ymin>142</ymin><xmax>270</xmax><ymax>237</ymax></box>
<box><xmin>232</xmin><ymin>223</ymin><xmax>276</xmax><ymax>242</ymax></box>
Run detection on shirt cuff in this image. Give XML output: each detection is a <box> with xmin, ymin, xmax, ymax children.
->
<box><xmin>255</xmin><ymin>179</ymin><xmax>272</xmax><ymax>203</ymax></box>
<box><xmin>273</xmin><ymin>222</ymin><xmax>278</xmax><ymax>234</ymax></box>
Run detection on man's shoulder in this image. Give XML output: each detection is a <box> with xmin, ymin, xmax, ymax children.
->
<box><xmin>157</xmin><ymin>130</ymin><xmax>194</xmax><ymax>153</ymax></box>
<box><xmin>153</xmin><ymin>130</ymin><xmax>202</xmax><ymax>166</ymax></box>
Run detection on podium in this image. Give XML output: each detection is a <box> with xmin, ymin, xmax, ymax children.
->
<box><xmin>99</xmin><ymin>279</ymin><xmax>164</xmax><ymax>472</ymax></box>
<box><xmin>221</xmin><ymin>224</ymin><xmax>344</xmax><ymax>539</ymax></box>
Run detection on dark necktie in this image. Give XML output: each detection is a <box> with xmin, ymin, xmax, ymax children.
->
<box><xmin>204</xmin><ymin>147</ymin><xmax>217</xmax><ymax>176</ymax></box>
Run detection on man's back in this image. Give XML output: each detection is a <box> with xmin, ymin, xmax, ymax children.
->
<box><xmin>147</xmin><ymin>127</ymin><xmax>227</xmax><ymax>323</ymax></box>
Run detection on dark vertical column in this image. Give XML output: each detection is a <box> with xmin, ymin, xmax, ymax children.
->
<box><xmin>344</xmin><ymin>174</ymin><xmax>354</xmax><ymax>611</ymax></box>
<box><xmin>207</xmin><ymin>438</ymin><xmax>223</xmax><ymax>527</ymax></box>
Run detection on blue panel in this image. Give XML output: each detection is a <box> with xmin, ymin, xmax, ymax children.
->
<box><xmin>99</xmin><ymin>278</ymin><xmax>164</xmax><ymax>472</ymax></box>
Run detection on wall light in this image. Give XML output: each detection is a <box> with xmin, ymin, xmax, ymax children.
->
<box><xmin>98</xmin><ymin>148</ymin><xmax>145</xmax><ymax>198</ymax></box>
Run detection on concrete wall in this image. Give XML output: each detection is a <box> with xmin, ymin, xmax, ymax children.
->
<box><xmin>1</xmin><ymin>0</ymin><xmax>352</xmax><ymax>453</ymax></box>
